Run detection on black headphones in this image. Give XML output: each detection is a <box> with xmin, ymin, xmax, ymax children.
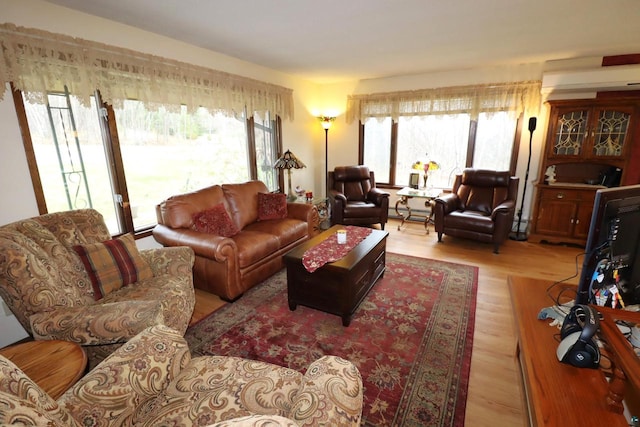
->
<box><xmin>556</xmin><ymin>304</ymin><xmax>601</xmax><ymax>369</ymax></box>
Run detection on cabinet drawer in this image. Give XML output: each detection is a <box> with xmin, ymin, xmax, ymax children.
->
<box><xmin>538</xmin><ymin>187</ymin><xmax>594</xmax><ymax>202</ymax></box>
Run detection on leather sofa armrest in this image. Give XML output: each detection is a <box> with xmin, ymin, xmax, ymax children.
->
<box><xmin>367</xmin><ymin>188</ymin><xmax>390</xmax><ymax>205</ymax></box>
<box><xmin>289</xmin><ymin>355</ymin><xmax>363</xmax><ymax>426</ymax></box>
<box><xmin>153</xmin><ymin>224</ymin><xmax>237</xmax><ymax>262</ymax></box>
<box><xmin>287</xmin><ymin>202</ymin><xmax>320</xmax><ymax>236</ymax></box>
<box><xmin>29</xmin><ymin>301</ymin><xmax>164</xmax><ymax>345</ymax></box>
<box><xmin>329</xmin><ymin>189</ymin><xmax>347</xmax><ymax>204</ymax></box>
<box><xmin>58</xmin><ymin>326</ymin><xmax>191</xmax><ymax>424</ymax></box>
<box><xmin>434</xmin><ymin>192</ymin><xmax>460</xmax><ymax>214</ymax></box>
<box><xmin>286</xmin><ymin>202</ymin><xmax>314</xmax><ymax>221</ymax></box>
<box><xmin>328</xmin><ymin>190</ymin><xmax>347</xmax><ymax>225</ymax></box>
<box><xmin>491</xmin><ymin>200</ymin><xmax>516</xmax><ymax>220</ymax></box>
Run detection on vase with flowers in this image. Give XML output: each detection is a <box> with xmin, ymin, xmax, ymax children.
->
<box><xmin>412</xmin><ymin>159</ymin><xmax>440</xmax><ymax>188</ymax></box>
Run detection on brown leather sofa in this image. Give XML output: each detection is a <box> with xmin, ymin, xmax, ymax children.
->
<box><xmin>433</xmin><ymin>169</ymin><xmax>519</xmax><ymax>253</ymax></box>
<box><xmin>328</xmin><ymin>165</ymin><xmax>390</xmax><ymax>230</ymax></box>
<box><xmin>153</xmin><ymin>180</ymin><xmax>319</xmax><ymax>301</ymax></box>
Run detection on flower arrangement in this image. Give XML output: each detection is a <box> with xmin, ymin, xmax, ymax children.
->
<box><xmin>412</xmin><ymin>160</ymin><xmax>440</xmax><ymax>173</ymax></box>
<box><xmin>412</xmin><ymin>158</ymin><xmax>440</xmax><ymax>188</ymax></box>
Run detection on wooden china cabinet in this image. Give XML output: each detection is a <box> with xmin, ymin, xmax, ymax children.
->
<box><xmin>529</xmin><ymin>96</ymin><xmax>640</xmax><ymax>245</ymax></box>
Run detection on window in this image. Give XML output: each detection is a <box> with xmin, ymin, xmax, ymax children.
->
<box><xmin>473</xmin><ymin>112</ymin><xmax>518</xmax><ymax>171</ymax></box>
<box><xmin>362</xmin><ymin>117</ymin><xmax>393</xmax><ymax>183</ymax></box>
<box><xmin>361</xmin><ymin>112</ymin><xmax>520</xmax><ymax>189</ymax></box>
<box><xmin>18</xmin><ymin>88</ymin><xmax>282</xmax><ymax>236</ymax></box>
<box><xmin>114</xmin><ymin>101</ymin><xmax>252</xmax><ymax>230</ymax></box>
<box><xmin>396</xmin><ymin>115</ymin><xmax>471</xmax><ymax>189</ymax></box>
<box><xmin>253</xmin><ymin>112</ymin><xmax>279</xmax><ymax>191</ymax></box>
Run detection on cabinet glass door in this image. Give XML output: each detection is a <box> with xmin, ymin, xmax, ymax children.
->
<box><xmin>592</xmin><ymin>109</ymin><xmax>631</xmax><ymax>157</ymax></box>
<box><xmin>552</xmin><ymin>109</ymin><xmax>589</xmax><ymax>156</ymax></box>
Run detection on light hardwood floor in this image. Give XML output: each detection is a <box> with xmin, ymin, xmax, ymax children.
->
<box><xmin>189</xmin><ymin>218</ymin><xmax>584</xmax><ymax>426</ymax></box>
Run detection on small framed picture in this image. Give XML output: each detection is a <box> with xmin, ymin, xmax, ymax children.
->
<box><xmin>409</xmin><ymin>173</ymin><xmax>420</xmax><ymax>189</ymax></box>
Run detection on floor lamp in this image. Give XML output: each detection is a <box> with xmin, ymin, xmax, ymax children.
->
<box><xmin>510</xmin><ymin>117</ymin><xmax>537</xmax><ymax>241</ymax></box>
<box><xmin>319</xmin><ymin>116</ymin><xmax>335</xmax><ymax>230</ymax></box>
<box><xmin>319</xmin><ymin>116</ymin><xmax>336</xmax><ymax>198</ymax></box>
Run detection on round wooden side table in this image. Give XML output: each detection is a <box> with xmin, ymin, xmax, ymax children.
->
<box><xmin>0</xmin><ymin>340</ymin><xmax>87</xmax><ymax>399</ymax></box>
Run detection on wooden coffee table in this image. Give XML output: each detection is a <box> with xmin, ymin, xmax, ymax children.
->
<box><xmin>283</xmin><ymin>225</ymin><xmax>388</xmax><ymax>326</ymax></box>
<box><xmin>0</xmin><ymin>340</ymin><xmax>87</xmax><ymax>399</ymax></box>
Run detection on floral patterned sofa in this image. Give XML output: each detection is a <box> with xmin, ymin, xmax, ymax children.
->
<box><xmin>0</xmin><ymin>325</ymin><xmax>364</xmax><ymax>426</ymax></box>
<box><xmin>0</xmin><ymin>209</ymin><xmax>195</xmax><ymax>367</ymax></box>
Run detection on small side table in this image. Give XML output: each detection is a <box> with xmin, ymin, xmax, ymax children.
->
<box><xmin>0</xmin><ymin>340</ymin><xmax>87</xmax><ymax>399</ymax></box>
<box><xmin>294</xmin><ymin>196</ymin><xmax>330</xmax><ymax>230</ymax></box>
<box><xmin>395</xmin><ymin>187</ymin><xmax>442</xmax><ymax>233</ymax></box>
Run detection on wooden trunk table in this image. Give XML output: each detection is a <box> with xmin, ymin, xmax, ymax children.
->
<box><xmin>0</xmin><ymin>340</ymin><xmax>87</xmax><ymax>399</ymax></box>
<box><xmin>284</xmin><ymin>225</ymin><xmax>388</xmax><ymax>326</ymax></box>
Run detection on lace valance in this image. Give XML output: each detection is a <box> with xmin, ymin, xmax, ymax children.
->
<box><xmin>346</xmin><ymin>80</ymin><xmax>541</xmax><ymax>123</ymax></box>
<box><xmin>0</xmin><ymin>23</ymin><xmax>294</xmax><ymax>119</ymax></box>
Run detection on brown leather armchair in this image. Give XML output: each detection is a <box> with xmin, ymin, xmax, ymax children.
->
<box><xmin>433</xmin><ymin>168</ymin><xmax>519</xmax><ymax>253</ymax></box>
<box><xmin>328</xmin><ymin>165</ymin><xmax>390</xmax><ymax>230</ymax></box>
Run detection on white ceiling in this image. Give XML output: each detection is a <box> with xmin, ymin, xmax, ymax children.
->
<box><xmin>44</xmin><ymin>0</ymin><xmax>640</xmax><ymax>84</ymax></box>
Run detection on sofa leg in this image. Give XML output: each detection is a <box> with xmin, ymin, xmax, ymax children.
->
<box><xmin>381</xmin><ymin>223</ymin><xmax>385</xmax><ymax>230</ymax></box>
<box><xmin>493</xmin><ymin>244</ymin><xmax>500</xmax><ymax>254</ymax></box>
<box><xmin>437</xmin><ymin>232</ymin><xmax>443</xmax><ymax>242</ymax></box>
<box><xmin>221</xmin><ymin>293</ymin><xmax>243</xmax><ymax>303</ymax></box>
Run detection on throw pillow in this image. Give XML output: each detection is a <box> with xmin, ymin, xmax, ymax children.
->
<box><xmin>192</xmin><ymin>203</ymin><xmax>239</xmax><ymax>237</ymax></box>
<box><xmin>73</xmin><ymin>233</ymin><xmax>153</xmax><ymax>301</ymax></box>
<box><xmin>257</xmin><ymin>192</ymin><xmax>288</xmax><ymax>221</ymax></box>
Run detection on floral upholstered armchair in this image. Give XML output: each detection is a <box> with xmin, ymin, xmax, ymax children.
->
<box><xmin>0</xmin><ymin>325</ymin><xmax>364</xmax><ymax>426</ymax></box>
<box><xmin>0</xmin><ymin>209</ymin><xmax>195</xmax><ymax>367</ymax></box>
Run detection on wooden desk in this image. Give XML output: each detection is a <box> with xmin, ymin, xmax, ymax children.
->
<box><xmin>508</xmin><ymin>276</ymin><xmax>627</xmax><ymax>427</ymax></box>
<box><xmin>0</xmin><ymin>340</ymin><xmax>87</xmax><ymax>399</ymax></box>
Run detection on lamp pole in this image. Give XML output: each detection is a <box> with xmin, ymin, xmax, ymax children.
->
<box><xmin>324</xmin><ymin>127</ymin><xmax>329</xmax><ymax>198</ymax></box>
<box><xmin>318</xmin><ymin>116</ymin><xmax>335</xmax><ymax>198</ymax></box>
<box><xmin>318</xmin><ymin>116</ymin><xmax>336</xmax><ymax>230</ymax></box>
<box><xmin>510</xmin><ymin>117</ymin><xmax>537</xmax><ymax>241</ymax></box>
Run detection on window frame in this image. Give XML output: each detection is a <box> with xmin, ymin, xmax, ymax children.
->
<box><xmin>12</xmin><ymin>86</ymin><xmax>283</xmax><ymax>238</ymax></box>
<box><xmin>358</xmin><ymin>112</ymin><xmax>523</xmax><ymax>189</ymax></box>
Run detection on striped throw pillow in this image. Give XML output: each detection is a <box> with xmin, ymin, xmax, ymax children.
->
<box><xmin>73</xmin><ymin>233</ymin><xmax>153</xmax><ymax>300</ymax></box>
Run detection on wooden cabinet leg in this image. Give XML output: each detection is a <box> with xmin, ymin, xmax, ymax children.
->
<box><xmin>606</xmin><ymin>365</ymin><xmax>626</xmax><ymax>414</ymax></box>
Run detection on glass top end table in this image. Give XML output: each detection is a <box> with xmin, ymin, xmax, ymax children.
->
<box><xmin>395</xmin><ymin>187</ymin><xmax>442</xmax><ymax>233</ymax></box>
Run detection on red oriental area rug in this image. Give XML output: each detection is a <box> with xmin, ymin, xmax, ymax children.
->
<box><xmin>185</xmin><ymin>253</ymin><xmax>478</xmax><ymax>426</ymax></box>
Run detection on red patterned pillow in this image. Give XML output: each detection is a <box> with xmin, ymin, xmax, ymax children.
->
<box><xmin>258</xmin><ymin>192</ymin><xmax>288</xmax><ymax>220</ymax></box>
<box><xmin>73</xmin><ymin>233</ymin><xmax>154</xmax><ymax>301</ymax></box>
<box><xmin>192</xmin><ymin>204</ymin><xmax>239</xmax><ymax>237</ymax></box>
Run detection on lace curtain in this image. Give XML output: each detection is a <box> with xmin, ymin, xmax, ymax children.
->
<box><xmin>0</xmin><ymin>23</ymin><xmax>294</xmax><ymax>119</ymax></box>
<box><xmin>346</xmin><ymin>80</ymin><xmax>541</xmax><ymax>123</ymax></box>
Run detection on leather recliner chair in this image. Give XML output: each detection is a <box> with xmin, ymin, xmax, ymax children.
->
<box><xmin>328</xmin><ymin>165</ymin><xmax>390</xmax><ymax>230</ymax></box>
<box><xmin>433</xmin><ymin>168</ymin><xmax>519</xmax><ymax>253</ymax></box>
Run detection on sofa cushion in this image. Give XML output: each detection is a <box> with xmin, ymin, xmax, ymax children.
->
<box><xmin>223</xmin><ymin>181</ymin><xmax>269</xmax><ymax>230</ymax></box>
<box><xmin>192</xmin><ymin>204</ymin><xmax>239</xmax><ymax>237</ymax></box>
<box><xmin>244</xmin><ymin>219</ymin><xmax>308</xmax><ymax>248</ymax></box>
<box><xmin>232</xmin><ymin>231</ymin><xmax>280</xmax><ymax>268</ymax></box>
<box><xmin>445</xmin><ymin>210</ymin><xmax>494</xmax><ymax>234</ymax></box>
<box><xmin>73</xmin><ymin>234</ymin><xmax>154</xmax><ymax>300</ymax></box>
<box><xmin>160</xmin><ymin>185</ymin><xmax>227</xmax><ymax>229</ymax></box>
<box><xmin>257</xmin><ymin>192</ymin><xmax>287</xmax><ymax>221</ymax></box>
<box><xmin>141</xmin><ymin>355</ymin><xmax>304</xmax><ymax>425</ymax></box>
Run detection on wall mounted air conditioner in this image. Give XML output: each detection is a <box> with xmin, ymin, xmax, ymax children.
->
<box><xmin>541</xmin><ymin>64</ymin><xmax>640</xmax><ymax>95</ymax></box>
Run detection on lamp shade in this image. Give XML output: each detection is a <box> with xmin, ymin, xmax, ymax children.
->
<box><xmin>319</xmin><ymin>116</ymin><xmax>336</xmax><ymax>130</ymax></box>
<box><xmin>274</xmin><ymin>149</ymin><xmax>306</xmax><ymax>170</ymax></box>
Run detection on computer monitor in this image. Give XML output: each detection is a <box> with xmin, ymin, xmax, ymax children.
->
<box><xmin>576</xmin><ymin>184</ymin><xmax>640</xmax><ymax>307</ymax></box>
